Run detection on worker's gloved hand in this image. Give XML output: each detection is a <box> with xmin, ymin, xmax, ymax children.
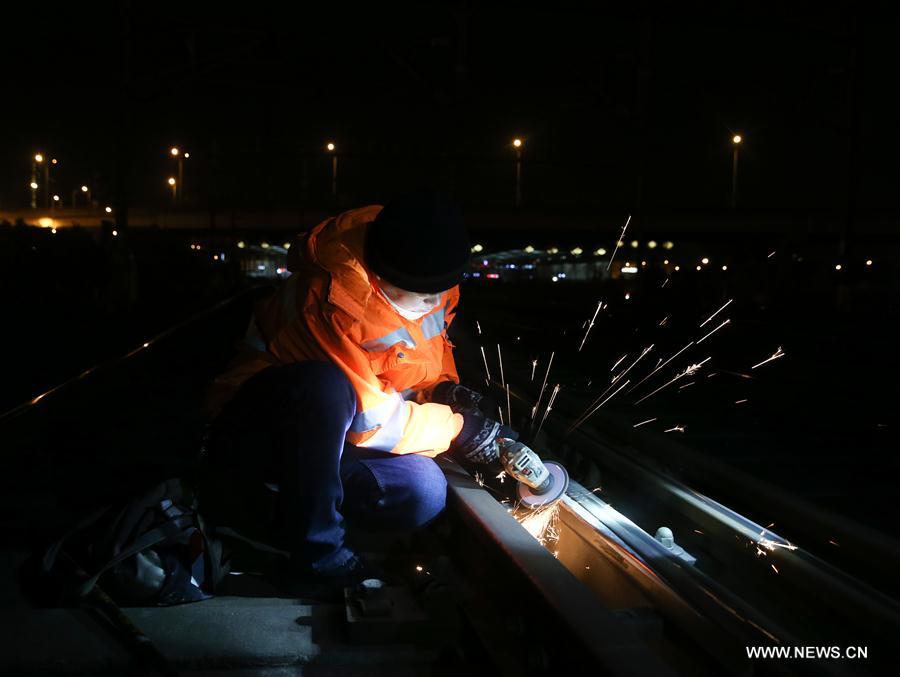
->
<box><xmin>450</xmin><ymin>409</ymin><xmax>518</xmax><ymax>465</ymax></box>
<box><xmin>432</xmin><ymin>381</ymin><xmax>503</xmax><ymax>422</ymax></box>
<box><xmin>431</xmin><ymin>382</ymin><xmax>486</xmax><ymax>414</ymax></box>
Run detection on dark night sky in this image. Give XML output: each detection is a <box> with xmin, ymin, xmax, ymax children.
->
<box><xmin>2</xmin><ymin>1</ymin><xmax>898</xmax><ymax>213</ymax></box>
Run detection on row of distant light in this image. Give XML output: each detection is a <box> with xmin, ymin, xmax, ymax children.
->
<box><xmin>470</xmin><ymin>240</ymin><xmax>675</xmax><ymax>255</ymax></box>
<box><xmin>234</xmin><ymin>240</ymin><xmax>292</xmax><ymax>250</ymax></box>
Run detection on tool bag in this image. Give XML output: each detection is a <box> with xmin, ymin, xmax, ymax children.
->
<box><xmin>42</xmin><ymin>477</ymin><xmax>230</xmax><ymax>606</ymax></box>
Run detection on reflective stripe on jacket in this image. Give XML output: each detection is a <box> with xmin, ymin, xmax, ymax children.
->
<box><xmin>206</xmin><ymin>205</ymin><xmax>464</xmax><ymax>457</ymax></box>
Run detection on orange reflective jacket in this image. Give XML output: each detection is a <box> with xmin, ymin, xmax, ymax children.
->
<box><xmin>207</xmin><ymin>205</ymin><xmax>465</xmax><ymax>457</ymax></box>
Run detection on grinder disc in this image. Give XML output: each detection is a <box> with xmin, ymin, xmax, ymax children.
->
<box><xmin>517</xmin><ymin>461</ymin><xmax>569</xmax><ymax>509</ymax></box>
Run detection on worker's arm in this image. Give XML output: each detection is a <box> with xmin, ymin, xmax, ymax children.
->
<box><xmin>305</xmin><ymin>310</ymin><xmax>464</xmax><ymax>457</ymax></box>
<box><xmin>414</xmin><ymin>287</ymin><xmax>464</xmax><ymax>405</ymax></box>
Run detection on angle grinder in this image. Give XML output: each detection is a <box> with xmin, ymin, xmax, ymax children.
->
<box><xmin>498</xmin><ymin>439</ymin><xmax>569</xmax><ymax>509</ymax></box>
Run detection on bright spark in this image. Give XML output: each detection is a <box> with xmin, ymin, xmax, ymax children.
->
<box><xmin>532</xmin><ymin>352</ymin><xmax>555</xmax><ymax>422</ymax></box>
<box><xmin>531</xmin><ymin>359</ymin><xmax>538</xmax><ymax>381</ymax></box>
<box><xmin>628</xmin><ymin>340</ymin><xmax>694</xmax><ymax>393</ymax></box>
<box><xmin>633</xmin><ymin>417</ymin><xmax>657</xmax><ymax>428</ymax></box>
<box><xmin>536</xmin><ymin>384</ymin><xmax>561</xmax><ymax>437</ymax></box>
<box><xmin>678</xmin><ymin>381</ymin><xmax>695</xmax><ymax>390</ymax></box>
<box><xmin>575</xmin><ymin>346</ymin><xmax>653</xmax><ymax>429</ymax></box>
<box><xmin>579</xmin><ymin>300</ymin><xmax>603</xmax><ymax>351</ymax></box>
<box><xmin>735</xmin><ymin>399</ymin><xmax>748</xmax><ymax>404</ymax></box>
<box><xmin>568</xmin><ymin>379</ymin><xmax>630</xmax><ymax>432</ymax></box>
<box><xmin>610</xmin><ymin>353</ymin><xmax>628</xmax><ymax>372</ymax></box>
<box><xmin>751</xmin><ymin>346</ymin><xmax>785</xmax><ymax>370</ymax></box>
<box><xmin>661</xmin><ymin>278</ymin><xmax>669</xmax><ymax>288</ymax></box>
<box><xmin>664</xmin><ymin>425</ymin><xmax>686</xmax><ymax>433</ymax></box>
<box><xmin>658</xmin><ymin>315</ymin><xmax>669</xmax><ymax>327</ymax></box>
<box><xmin>515</xmin><ymin>503</ymin><xmax>561</xmax><ymax>549</ymax></box>
<box><xmin>497</xmin><ymin>344</ymin><xmax>506</xmax><ymax>388</ymax></box>
<box><xmin>699</xmin><ymin>299</ymin><xmax>733</xmax><ymax>327</ymax></box>
<box><xmin>476</xmin><ymin>320</ymin><xmax>482</xmax><ymax>335</ymax></box>
<box><xmin>634</xmin><ymin>357</ymin><xmax>710</xmax><ymax>405</ymax></box>
<box><xmin>606</xmin><ymin>214</ymin><xmax>631</xmax><ymax>271</ymax></box>
<box><xmin>767</xmin><ymin>251</ymin><xmax>776</xmax><ymax>258</ymax></box>
<box><xmin>480</xmin><ymin>345</ymin><xmax>492</xmax><ymax>382</ymax></box>
<box><xmin>496</xmin><ymin>471</ymin><xmax>507</xmax><ymax>484</ymax></box>
<box><xmin>697</xmin><ymin>318</ymin><xmax>731</xmax><ymax>344</ymax></box>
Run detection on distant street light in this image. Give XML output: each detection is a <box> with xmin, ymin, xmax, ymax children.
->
<box><xmin>731</xmin><ymin>133</ymin><xmax>743</xmax><ymax>208</ymax></box>
<box><xmin>168</xmin><ymin>177</ymin><xmax>177</xmax><ymax>205</ymax></box>
<box><xmin>326</xmin><ymin>142</ymin><xmax>338</xmax><ymax>196</ymax></box>
<box><xmin>169</xmin><ymin>147</ymin><xmax>185</xmax><ymax>203</ymax></box>
<box><xmin>513</xmin><ymin>138</ymin><xmax>523</xmax><ymax>207</ymax></box>
<box><xmin>105</xmin><ymin>206</ymin><xmax>112</xmax><ymax>214</ymax></box>
<box><xmin>33</xmin><ymin>153</ymin><xmax>51</xmax><ymax>208</ymax></box>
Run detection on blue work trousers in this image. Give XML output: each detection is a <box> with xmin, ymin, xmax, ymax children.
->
<box><xmin>207</xmin><ymin>361</ymin><xmax>447</xmax><ymax>572</ymax></box>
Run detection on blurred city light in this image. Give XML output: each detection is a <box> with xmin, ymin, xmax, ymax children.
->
<box><xmin>81</xmin><ymin>185</ymin><xmax>88</xmax><ymax>192</ymax></box>
<box><xmin>663</xmin><ymin>241</ymin><xmax>674</xmax><ymax>250</ymax></box>
<box><xmin>701</xmin><ymin>257</ymin><xmax>709</xmax><ymax>265</ymax></box>
<box><xmin>167</xmin><ymin>177</ymin><xmax>176</xmax><ymax>186</ymax></box>
<box><xmin>34</xmin><ymin>154</ymin><xmax>43</xmax><ymax>163</ymax></box>
<box><xmin>326</xmin><ymin>142</ymin><xmax>335</xmax><ymax>151</ymax></box>
<box><xmin>513</xmin><ymin>138</ymin><xmax>522</xmax><ymax>148</ymax></box>
<box><xmin>647</xmin><ymin>240</ymin><xmax>657</xmax><ymax>249</ymax></box>
<box><xmin>524</xmin><ymin>245</ymin><xmax>535</xmax><ymax>253</ymax></box>
<box><xmin>170</xmin><ymin>147</ymin><xmax>180</xmax><ymax>156</ymax></box>
<box><xmin>472</xmin><ymin>244</ymin><xmax>484</xmax><ymax>253</ymax></box>
<box><xmin>571</xmin><ymin>247</ymin><xmax>583</xmax><ymax>255</ymax></box>
<box><xmin>733</xmin><ymin>134</ymin><xmax>742</xmax><ymax>144</ymax></box>
<box><xmin>105</xmin><ymin>206</ymin><xmax>112</xmax><ymax>213</ymax></box>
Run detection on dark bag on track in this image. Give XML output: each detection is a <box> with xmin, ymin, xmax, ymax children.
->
<box><xmin>42</xmin><ymin>477</ymin><xmax>230</xmax><ymax>606</ymax></box>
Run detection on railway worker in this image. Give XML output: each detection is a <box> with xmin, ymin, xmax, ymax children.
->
<box><xmin>202</xmin><ymin>190</ymin><xmax>514</xmax><ymax>591</ymax></box>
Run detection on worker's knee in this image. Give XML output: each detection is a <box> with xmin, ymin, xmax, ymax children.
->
<box><xmin>392</xmin><ymin>456</ymin><xmax>448</xmax><ymax>529</ymax></box>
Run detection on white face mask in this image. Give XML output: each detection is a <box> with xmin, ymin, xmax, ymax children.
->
<box><xmin>378</xmin><ymin>288</ymin><xmax>440</xmax><ymax>320</ymax></box>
